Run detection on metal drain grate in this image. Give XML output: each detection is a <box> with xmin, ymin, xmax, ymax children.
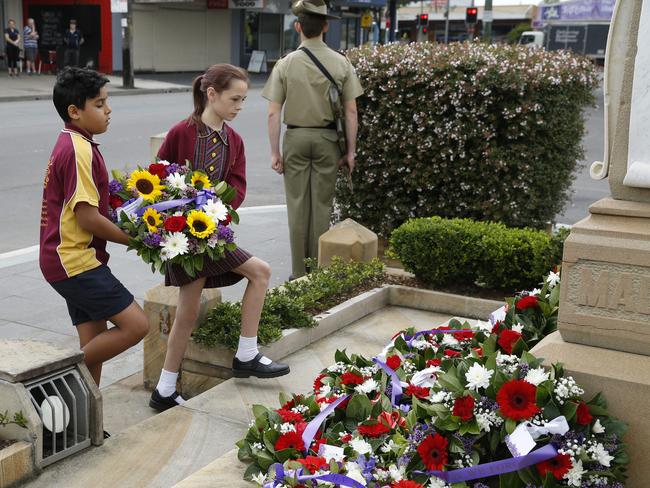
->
<box><xmin>25</xmin><ymin>367</ymin><xmax>92</xmax><ymax>466</ymax></box>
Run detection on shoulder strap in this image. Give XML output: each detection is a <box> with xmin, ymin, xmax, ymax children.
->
<box><xmin>300</xmin><ymin>47</ymin><xmax>340</xmax><ymax>92</ymax></box>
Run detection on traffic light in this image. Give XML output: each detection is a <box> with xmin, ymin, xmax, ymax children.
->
<box><xmin>419</xmin><ymin>13</ymin><xmax>428</xmax><ymax>34</ymax></box>
<box><xmin>466</xmin><ymin>7</ymin><xmax>478</xmax><ymax>24</ymax></box>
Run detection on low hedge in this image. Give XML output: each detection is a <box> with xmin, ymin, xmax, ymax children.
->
<box><xmin>192</xmin><ymin>258</ymin><xmax>385</xmax><ymax>350</ymax></box>
<box><xmin>388</xmin><ymin>216</ymin><xmax>566</xmax><ymax>289</ymax></box>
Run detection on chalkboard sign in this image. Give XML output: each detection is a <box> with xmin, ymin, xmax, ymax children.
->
<box><xmin>247</xmin><ymin>50</ymin><xmax>267</xmax><ymax>73</ymax></box>
<box><xmin>40</xmin><ymin>10</ymin><xmax>64</xmax><ymax>49</ymax></box>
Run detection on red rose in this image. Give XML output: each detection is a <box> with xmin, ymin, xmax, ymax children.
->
<box><xmin>417</xmin><ymin>433</ymin><xmax>449</xmax><ymax>471</ymax></box>
<box><xmin>164</xmin><ymin>216</ymin><xmax>187</xmax><ymax>232</ymax></box>
<box><xmin>274</xmin><ymin>431</ymin><xmax>305</xmax><ymax>452</ymax></box>
<box><xmin>536</xmin><ymin>454</ymin><xmax>572</xmax><ymax>480</ymax></box>
<box><xmin>497</xmin><ymin>380</ymin><xmax>541</xmax><ymax>421</ymax></box>
<box><xmin>492</xmin><ymin>320</ymin><xmax>504</xmax><ymax>334</ymax></box>
<box><xmin>220</xmin><ymin>213</ymin><xmax>233</xmax><ymax>225</ymax></box>
<box><xmin>109</xmin><ymin>195</ymin><xmax>124</xmax><ymax>209</ymax></box>
<box><xmin>148</xmin><ymin>163</ymin><xmax>168</xmax><ymax>180</ymax></box>
<box><xmin>386</xmin><ymin>354</ymin><xmax>402</xmax><ymax>370</ymax></box>
<box><xmin>427</xmin><ymin>359</ymin><xmax>442</xmax><ymax>367</ymax></box>
<box><xmin>516</xmin><ymin>295</ymin><xmax>539</xmax><ymax>311</ymax></box>
<box><xmin>340</xmin><ymin>433</ymin><xmax>352</xmax><ymax>443</ymax></box>
<box><xmin>576</xmin><ymin>401</ymin><xmax>593</xmax><ymax>426</ymax></box>
<box><xmin>452</xmin><ymin>395</ymin><xmax>475</xmax><ymax>421</ymax></box>
<box><xmin>498</xmin><ymin>329</ymin><xmax>523</xmax><ymax>354</ymax></box>
<box><xmin>297</xmin><ymin>455</ymin><xmax>328</xmax><ymax>474</ymax></box>
<box><xmin>275</xmin><ymin>408</ymin><xmax>304</xmax><ymax>424</ymax></box>
<box><xmin>358</xmin><ymin>421</ymin><xmax>391</xmax><ymax>438</ymax></box>
<box><xmin>340</xmin><ymin>372</ymin><xmax>365</xmax><ymax>386</ymax></box>
<box><xmin>405</xmin><ymin>384</ymin><xmax>430</xmax><ymax>399</ymax></box>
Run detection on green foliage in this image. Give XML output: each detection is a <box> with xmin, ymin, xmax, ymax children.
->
<box><xmin>337</xmin><ymin>42</ymin><xmax>598</xmax><ymax>237</ymax></box>
<box><xmin>0</xmin><ymin>410</ymin><xmax>28</xmax><ymax>429</ymax></box>
<box><xmin>388</xmin><ymin>216</ymin><xmax>568</xmax><ymax>289</ymax></box>
<box><xmin>192</xmin><ymin>258</ymin><xmax>385</xmax><ymax>350</ymax></box>
<box><xmin>506</xmin><ymin>23</ymin><xmax>533</xmax><ymax>44</ymax></box>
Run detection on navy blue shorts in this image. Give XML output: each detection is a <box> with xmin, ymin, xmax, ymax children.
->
<box><xmin>50</xmin><ymin>265</ymin><xmax>134</xmax><ymax>326</ymax></box>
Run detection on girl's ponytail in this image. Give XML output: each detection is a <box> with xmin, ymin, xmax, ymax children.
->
<box><xmin>190</xmin><ymin>75</ymin><xmax>206</xmax><ymax>126</ymax></box>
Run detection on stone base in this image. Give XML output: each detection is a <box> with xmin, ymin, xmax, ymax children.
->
<box><xmin>0</xmin><ymin>441</ymin><xmax>33</xmax><ymax>488</ymax></box>
<box><xmin>318</xmin><ymin>218</ymin><xmax>378</xmax><ymax>267</ymax></box>
<box><xmin>531</xmin><ymin>331</ymin><xmax>650</xmax><ymax>486</ymax></box>
<box><xmin>559</xmin><ymin>197</ymin><xmax>650</xmax><ymax>355</ymax></box>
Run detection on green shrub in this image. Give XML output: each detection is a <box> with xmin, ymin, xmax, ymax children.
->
<box><xmin>192</xmin><ymin>258</ymin><xmax>385</xmax><ymax>350</ymax></box>
<box><xmin>389</xmin><ymin>216</ymin><xmax>568</xmax><ymax>289</ymax></box>
<box><xmin>336</xmin><ymin>42</ymin><xmax>597</xmax><ymax>237</ymax></box>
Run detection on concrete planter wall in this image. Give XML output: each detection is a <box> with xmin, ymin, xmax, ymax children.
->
<box><xmin>0</xmin><ymin>441</ymin><xmax>33</xmax><ymax>487</ymax></box>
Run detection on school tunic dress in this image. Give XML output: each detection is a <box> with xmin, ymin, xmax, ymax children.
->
<box><xmin>157</xmin><ymin>119</ymin><xmax>252</xmax><ymax>288</ymax></box>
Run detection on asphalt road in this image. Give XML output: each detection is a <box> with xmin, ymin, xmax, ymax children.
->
<box><xmin>0</xmin><ymin>85</ymin><xmax>609</xmax><ymax>253</ymax></box>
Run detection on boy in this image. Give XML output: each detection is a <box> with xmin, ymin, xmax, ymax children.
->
<box><xmin>40</xmin><ymin>67</ymin><xmax>148</xmax><ymax>387</ymax></box>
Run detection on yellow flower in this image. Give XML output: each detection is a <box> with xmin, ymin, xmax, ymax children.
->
<box><xmin>191</xmin><ymin>172</ymin><xmax>211</xmax><ymax>190</ymax></box>
<box><xmin>127</xmin><ymin>170</ymin><xmax>165</xmax><ymax>202</ymax></box>
<box><xmin>142</xmin><ymin>208</ymin><xmax>163</xmax><ymax>233</ymax></box>
<box><xmin>186</xmin><ymin>210</ymin><xmax>216</xmax><ymax>239</ymax></box>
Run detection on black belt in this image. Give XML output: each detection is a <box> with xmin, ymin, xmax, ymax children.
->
<box><xmin>286</xmin><ymin>123</ymin><xmax>336</xmax><ymax>130</ymax></box>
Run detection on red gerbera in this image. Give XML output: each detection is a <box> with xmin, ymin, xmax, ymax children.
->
<box><xmin>536</xmin><ymin>454</ymin><xmax>572</xmax><ymax>480</ymax></box>
<box><xmin>391</xmin><ymin>481</ymin><xmax>424</xmax><ymax>488</ymax></box>
<box><xmin>452</xmin><ymin>395</ymin><xmax>475</xmax><ymax>421</ymax></box>
<box><xmin>516</xmin><ymin>295</ymin><xmax>539</xmax><ymax>311</ymax></box>
<box><xmin>576</xmin><ymin>401</ymin><xmax>593</xmax><ymax>426</ymax></box>
<box><xmin>405</xmin><ymin>384</ymin><xmax>430</xmax><ymax>399</ymax></box>
<box><xmin>497</xmin><ymin>380</ymin><xmax>541</xmax><ymax>421</ymax></box>
<box><xmin>275</xmin><ymin>408</ymin><xmax>304</xmax><ymax>424</ymax></box>
<box><xmin>109</xmin><ymin>194</ymin><xmax>124</xmax><ymax>209</ymax></box>
<box><xmin>453</xmin><ymin>329</ymin><xmax>474</xmax><ymax>341</ymax></box>
<box><xmin>340</xmin><ymin>372</ymin><xmax>364</xmax><ymax>386</ymax></box>
<box><xmin>427</xmin><ymin>358</ymin><xmax>442</xmax><ymax>367</ymax></box>
<box><xmin>417</xmin><ymin>433</ymin><xmax>449</xmax><ymax>471</ymax></box>
<box><xmin>386</xmin><ymin>354</ymin><xmax>402</xmax><ymax>370</ymax></box>
<box><xmin>444</xmin><ymin>349</ymin><xmax>461</xmax><ymax>358</ymax></box>
<box><xmin>281</xmin><ymin>395</ymin><xmax>303</xmax><ymax>410</ymax></box>
<box><xmin>274</xmin><ymin>431</ymin><xmax>305</xmax><ymax>452</ymax></box>
<box><xmin>148</xmin><ymin>162</ymin><xmax>168</xmax><ymax>180</ymax></box>
<box><xmin>358</xmin><ymin>421</ymin><xmax>391</xmax><ymax>438</ymax></box>
<box><xmin>313</xmin><ymin>373</ymin><xmax>327</xmax><ymax>392</ymax></box>
<box><xmin>498</xmin><ymin>329</ymin><xmax>522</xmax><ymax>354</ymax></box>
<box><xmin>297</xmin><ymin>455</ymin><xmax>328</xmax><ymax>473</ymax></box>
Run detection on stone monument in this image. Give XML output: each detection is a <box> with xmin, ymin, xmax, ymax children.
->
<box><xmin>532</xmin><ymin>1</ymin><xmax>650</xmax><ymax>484</ymax></box>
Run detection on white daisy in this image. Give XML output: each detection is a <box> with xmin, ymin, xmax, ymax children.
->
<box><xmin>524</xmin><ymin>367</ymin><xmax>549</xmax><ymax>386</ymax></box>
<box><xmin>202</xmin><ymin>198</ymin><xmax>229</xmax><ymax>222</ymax></box>
<box><xmin>166</xmin><ymin>172</ymin><xmax>188</xmax><ymax>191</ymax></box>
<box><xmin>161</xmin><ymin>232</ymin><xmax>189</xmax><ymax>259</ymax></box>
<box><xmin>465</xmin><ymin>362</ymin><xmax>494</xmax><ymax>391</ymax></box>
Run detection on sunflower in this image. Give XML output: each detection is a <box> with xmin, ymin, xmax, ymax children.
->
<box><xmin>186</xmin><ymin>210</ymin><xmax>216</xmax><ymax>239</ymax></box>
<box><xmin>142</xmin><ymin>208</ymin><xmax>163</xmax><ymax>233</ymax></box>
<box><xmin>127</xmin><ymin>170</ymin><xmax>166</xmax><ymax>202</ymax></box>
<box><xmin>191</xmin><ymin>172</ymin><xmax>212</xmax><ymax>190</ymax></box>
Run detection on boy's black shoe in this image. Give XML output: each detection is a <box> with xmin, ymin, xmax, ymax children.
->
<box><xmin>149</xmin><ymin>389</ymin><xmax>182</xmax><ymax>412</ymax></box>
<box><xmin>232</xmin><ymin>353</ymin><xmax>290</xmax><ymax>378</ymax></box>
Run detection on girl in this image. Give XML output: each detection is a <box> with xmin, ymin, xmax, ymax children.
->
<box><xmin>149</xmin><ymin>64</ymin><xmax>289</xmax><ymax>412</ymax></box>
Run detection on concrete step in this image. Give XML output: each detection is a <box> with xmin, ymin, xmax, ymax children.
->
<box><xmin>24</xmin><ymin>305</ymin><xmax>461</xmax><ymax>488</ymax></box>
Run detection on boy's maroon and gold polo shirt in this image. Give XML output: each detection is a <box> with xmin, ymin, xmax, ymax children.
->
<box><xmin>39</xmin><ymin>124</ymin><xmax>110</xmax><ymax>283</ymax></box>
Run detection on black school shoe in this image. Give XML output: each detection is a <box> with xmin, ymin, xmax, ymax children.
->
<box><xmin>149</xmin><ymin>389</ymin><xmax>183</xmax><ymax>412</ymax></box>
<box><xmin>232</xmin><ymin>353</ymin><xmax>290</xmax><ymax>378</ymax></box>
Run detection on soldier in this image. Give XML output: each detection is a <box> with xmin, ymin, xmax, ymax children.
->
<box><xmin>262</xmin><ymin>0</ymin><xmax>363</xmax><ymax>279</ymax></box>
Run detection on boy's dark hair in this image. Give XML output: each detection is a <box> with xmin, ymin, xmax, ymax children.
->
<box><xmin>53</xmin><ymin>67</ymin><xmax>109</xmax><ymax>122</ymax></box>
<box><xmin>297</xmin><ymin>13</ymin><xmax>327</xmax><ymax>38</ymax></box>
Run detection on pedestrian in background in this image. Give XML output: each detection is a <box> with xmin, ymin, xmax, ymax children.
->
<box><xmin>262</xmin><ymin>0</ymin><xmax>363</xmax><ymax>279</ymax></box>
<box><xmin>23</xmin><ymin>18</ymin><xmax>39</xmax><ymax>75</ymax></box>
<box><xmin>63</xmin><ymin>19</ymin><xmax>84</xmax><ymax>68</ymax></box>
<box><xmin>4</xmin><ymin>19</ymin><xmax>21</xmax><ymax>77</ymax></box>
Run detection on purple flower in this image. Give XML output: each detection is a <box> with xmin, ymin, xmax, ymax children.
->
<box><xmin>109</xmin><ymin>179</ymin><xmax>123</xmax><ymax>194</ymax></box>
<box><xmin>217</xmin><ymin>224</ymin><xmax>234</xmax><ymax>243</ymax></box>
<box><xmin>167</xmin><ymin>163</ymin><xmax>182</xmax><ymax>174</ymax></box>
<box><xmin>143</xmin><ymin>232</ymin><xmax>162</xmax><ymax>247</ymax></box>
<box><xmin>187</xmin><ymin>238</ymin><xmax>200</xmax><ymax>253</ymax></box>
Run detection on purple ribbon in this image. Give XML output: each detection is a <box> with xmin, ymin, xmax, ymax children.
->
<box><xmin>301</xmin><ymin>394</ymin><xmax>349</xmax><ymax>454</ymax></box>
<box><xmin>403</xmin><ymin>329</ymin><xmax>472</xmax><ymax>348</ymax></box>
<box><xmin>415</xmin><ymin>444</ymin><xmax>558</xmax><ymax>483</ymax></box>
<box><xmin>263</xmin><ymin>463</ymin><xmax>365</xmax><ymax>488</ymax></box>
<box><xmin>135</xmin><ymin>189</ymin><xmax>216</xmax><ymax>217</ymax></box>
<box><xmin>373</xmin><ymin>357</ymin><xmax>403</xmax><ymax>406</ymax></box>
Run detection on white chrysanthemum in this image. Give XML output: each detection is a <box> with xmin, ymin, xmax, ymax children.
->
<box><xmin>441</xmin><ymin>334</ymin><xmax>459</xmax><ymax>347</ymax></box>
<box><xmin>465</xmin><ymin>363</ymin><xmax>494</xmax><ymax>391</ymax></box>
<box><xmin>592</xmin><ymin>419</ymin><xmax>606</xmax><ymax>434</ymax></box>
<box><xmin>590</xmin><ymin>443</ymin><xmax>614</xmax><ymax>467</ymax></box>
<box><xmin>410</xmin><ymin>366</ymin><xmax>440</xmax><ymax>388</ymax></box>
<box><xmin>546</xmin><ymin>270</ymin><xmax>561</xmax><ymax>288</ymax></box>
<box><xmin>355</xmin><ymin>378</ymin><xmax>379</xmax><ymax>394</ymax></box>
<box><xmin>429</xmin><ymin>390</ymin><xmax>449</xmax><ymax>403</ymax></box>
<box><xmin>410</xmin><ymin>338</ymin><xmax>430</xmax><ymax>350</ymax></box>
<box><xmin>166</xmin><ymin>172</ymin><xmax>188</xmax><ymax>191</ymax></box>
<box><xmin>349</xmin><ymin>437</ymin><xmax>372</xmax><ymax>455</ymax></box>
<box><xmin>512</xmin><ymin>322</ymin><xmax>525</xmax><ymax>333</ymax></box>
<box><xmin>524</xmin><ymin>367</ymin><xmax>549</xmax><ymax>386</ymax></box>
<box><xmin>203</xmin><ymin>198</ymin><xmax>228</xmax><ymax>222</ymax></box>
<box><xmin>161</xmin><ymin>232</ymin><xmax>189</xmax><ymax>259</ymax></box>
<box><xmin>564</xmin><ymin>458</ymin><xmax>584</xmax><ymax>487</ymax></box>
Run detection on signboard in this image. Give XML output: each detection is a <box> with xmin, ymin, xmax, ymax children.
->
<box><xmin>207</xmin><ymin>0</ymin><xmax>228</xmax><ymax>8</ymax></box>
<box><xmin>361</xmin><ymin>12</ymin><xmax>373</xmax><ymax>28</ymax></box>
<box><xmin>483</xmin><ymin>10</ymin><xmax>493</xmax><ymax>22</ymax></box>
<box><xmin>248</xmin><ymin>50</ymin><xmax>267</xmax><ymax>73</ymax></box>
<box><xmin>540</xmin><ymin>0</ymin><xmax>615</xmax><ymax>22</ymax></box>
<box><xmin>229</xmin><ymin>0</ymin><xmax>264</xmax><ymax>7</ymax></box>
<box><xmin>546</xmin><ymin>24</ymin><xmax>586</xmax><ymax>52</ymax></box>
<box><xmin>111</xmin><ymin>0</ymin><xmax>127</xmax><ymax>13</ymax></box>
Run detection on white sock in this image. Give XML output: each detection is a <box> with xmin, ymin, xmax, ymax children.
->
<box><xmin>156</xmin><ymin>369</ymin><xmax>186</xmax><ymax>404</ymax></box>
<box><xmin>235</xmin><ymin>335</ymin><xmax>272</xmax><ymax>365</ymax></box>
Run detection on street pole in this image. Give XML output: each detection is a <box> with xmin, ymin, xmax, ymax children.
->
<box><xmin>444</xmin><ymin>0</ymin><xmax>450</xmax><ymax>44</ymax></box>
<box><xmin>388</xmin><ymin>0</ymin><xmax>397</xmax><ymax>42</ymax></box>
<box><xmin>483</xmin><ymin>0</ymin><xmax>493</xmax><ymax>42</ymax></box>
<box><xmin>122</xmin><ymin>0</ymin><xmax>134</xmax><ymax>89</ymax></box>
<box><xmin>469</xmin><ymin>0</ymin><xmax>475</xmax><ymax>41</ymax></box>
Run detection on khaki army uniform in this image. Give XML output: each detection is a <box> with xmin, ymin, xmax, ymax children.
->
<box><xmin>262</xmin><ymin>37</ymin><xmax>363</xmax><ymax>277</ymax></box>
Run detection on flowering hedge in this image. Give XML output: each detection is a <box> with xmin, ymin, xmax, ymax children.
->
<box><xmin>388</xmin><ymin>217</ymin><xmax>566</xmax><ymax>290</ymax></box>
<box><xmin>336</xmin><ymin>42</ymin><xmax>598</xmax><ymax>236</ymax></box>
